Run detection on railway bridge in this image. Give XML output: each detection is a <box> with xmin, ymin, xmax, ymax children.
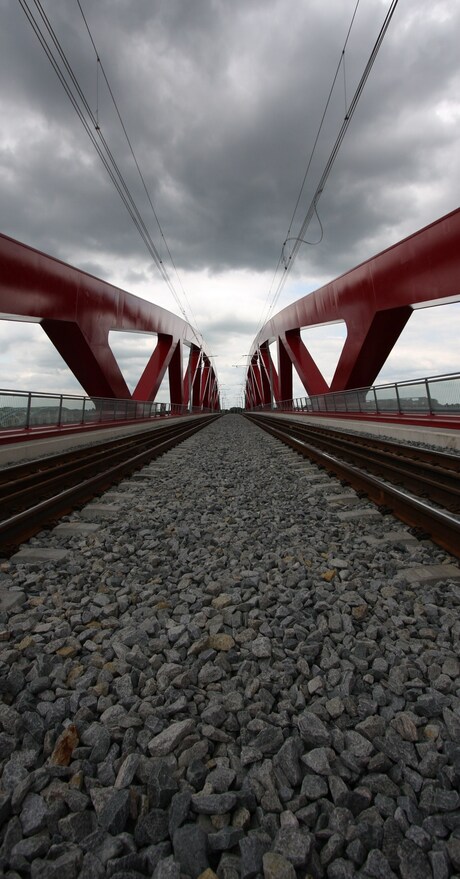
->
<box><xmin>0</xmin><ymin>210</ymin><xmax>459</xmax><ymax>879</ymax></box>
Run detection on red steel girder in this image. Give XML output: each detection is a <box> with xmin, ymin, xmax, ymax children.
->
<box><xmin>247</xmin><ymin>208</ymin><xmax>460</xmax><ymax>404</ymax></box>
<box><xmin>258</xmin><ymin>343</ymin><xmax>277</xmax><ymax>406</ymax></box>
<box><xmin>183</xmin><ymin>345</ymin><xmax>201</xmax><ymax>410</ymax></box>
<box><xmin>0</xmin><ymin>234</ymin><xmax>219</xmax><ymax>410</ymax></box>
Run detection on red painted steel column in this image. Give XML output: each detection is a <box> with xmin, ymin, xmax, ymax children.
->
<box><xmin>133</xmin><ymin>334</ymin><xmax>175</xmax><ymax>402</ymax></box>
<box><xmin>278</xmin><ymin>338</ymin><xmax>293</xmax><ymax>403</ymax></box>
<box><xmin>331</xmin><ymin>306</ymin><xmax>413</xmax><ymax>391</ymax></box>
<box><xmin>168</xmin><ymin>340</ymin><xmax>184</xmax><ymax>408</ymax></box>
<box><xmin>245</xmin><ymin>367</ymin><xmax>257</xmax><ymax>409</ymax></box>
<box><xmin>282</xmin><ymin>328</ymin><xmax>329</xmax><ymax>396</ymax></box>
<box><xmin>192</xmin><ymin>354</ymin><xmax>202</xmax><ymax>409</ymax></box>
<box><xmin>208</xmin><ymin>377</ymin><xmax>217</xmax><ymax>410</ymax></box>
<box><xmin>257</xmin><ymin>345</ymin><xmax>271</xmax><ymax>406</ymax></box>
<box><xmin>259</xmin><ymin>343</ymin><xmax>280</xmax><ymax>405</ymax></box>
<box><xmin>245</xmin><ymin>384</ymin><xmax>252</xmax><ymax>409</ymax></box>
<box><xmin>205</xmin><ymin>369</ymin><xmax>218</xmax><ymax>410</ymax></box>
<box><xmin>41</xmin><ymin>318</ymin><xmax>130</xmax><ymax>399</ymax></box>
<box><xmin>213</xmin><ymin>379</ymin><xmax>220</xmax><ymax>410</ymax></box>
<box><xmin>205</xmin><ymin>365</ymin><xmax>218</xmax><ymax>410</ymax></box>
<box><xmin>183</xmin><ymin>346</ymin><xmax>201</xmax><ymax>410</ymax></box>
<box><xmin>250</xmin><ymin>359</ymin><xmax>264</xmax><ymax>407</ymax></box>
<box><xmin>200</xmin><ymin>364</ymin><xmax>211</xmax><ymax>409</ymax></box>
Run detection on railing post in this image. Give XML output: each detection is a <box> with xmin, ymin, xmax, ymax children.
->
<box><xmin>81</xmin><ymin>397</ymin><xmax>86</xmax><ymax>425</ymax></box>
<box><xmin>425</xmin><ymin>378</ymin><xmax>434</xmax><ymax>414</ymax></box>
<box><xmin>373</xmin><ymin>387</ymin><xmax>379</xmax><ymax>414</ymax></box>
<box><xmin>25</xmin><ymin>392</ymin><xmax>32</xmax><ymax>428</ymax></box>
<box><xmin>395</xmin><ymin>382</ymin><xmax>402</xmax><ymax>414</ymax></box>
<box><xmin>58</xmin><ymin>394</ymin><xmax>63</xmax><ymax>427</ymax></box>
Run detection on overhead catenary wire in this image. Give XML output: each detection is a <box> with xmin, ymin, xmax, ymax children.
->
<box><xmin>244</xmin><ymin>0</ymin><xmax>398</xmax><ymax>407</ymax></box>
<box><xmin>20</xmin><ymin>0</ymin><xmax>178</xmax><ymax>311</ymax></box>
<box><xmin>17</xmin><ymin>1</ymin><xmax>150</xmax><ymax>250</ymax></box>
<box><xmin>32</xmin><ymin>0</ymin><xmax>160</xmax><ymax>266</ymax></box>
<box><xmin>18</xmin><ymin>0</ymin><xmax>205</xmax><ymax>351</ymax></box>
<box><xmin>256</xmin><ymin>0</ymin><xmax>361</xmax><ymax>337</ymax></box>
<box><xmin>284</xmin><ymin>0</ymin><xmax>361</xmax><ymax>249</ymax></box>
<box><xmin>259</xmin><ymin>0</ymin><xmax>399</xmax><ymax>335</ymax></box>
<box><xmin>279</xmin><ymin>0</ymin><xmax>399</xmax><ymax>294</ymax></box>
<box><xmin>75</xmin><ymin>0</ymin><xmax>204</xmax><ymax>348</ymax></box>
<box><xmin>282</xmin><ymin>200</ymin><xmax>324</xmax><ymax>265</ymax></box>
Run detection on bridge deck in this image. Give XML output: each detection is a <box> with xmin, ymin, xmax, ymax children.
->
<box><xmin>254</xmin><ymin>411</ymin><xmax>460</xmax><ymax>453</ymax></box>
<box><xmin>1</xmin><ymin>415</ymin><xmax>459</xmax><ymax>877</ymax></box>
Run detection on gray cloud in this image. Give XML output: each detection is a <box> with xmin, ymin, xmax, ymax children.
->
<box><xmin>1</xmin><ymin>0</ymin><xmax>459</xmax><ymax>404</ymax></box>
<box><xmin>2</xmin><ymin>0</ymin><xmax>458</xmax><ymax>269</ymax></box>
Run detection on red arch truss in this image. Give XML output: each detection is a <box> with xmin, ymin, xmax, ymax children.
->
<box><xmin>0</xmin><ymin>234</ymin><xmax>219</xmax><ymax>411</ymax></box>
<box><xmin>245</xmin><ymin>208</ymin><xmax>460</xmax><ymax>408</ymax></box>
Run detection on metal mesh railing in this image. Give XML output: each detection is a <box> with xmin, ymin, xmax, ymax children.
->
<box><xmin>251</xmin><ymin>373</ymin><xmax>460</xmax><ymax>418</ymax></box>
<box><xmin>0</xmin><ymin>389</ymin><xmax>212</xmax><ymax>432</ymax></box>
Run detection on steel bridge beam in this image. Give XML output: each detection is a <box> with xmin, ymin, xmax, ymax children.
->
<box><xmin>0</xmin><ymin>234</ymin><xmax>219</xmax><ymax>410</ymax></box>
<box><xmin>246</xmin><ymin>208</ymin><xmax>460</xmax><ymax>405</ymax></box>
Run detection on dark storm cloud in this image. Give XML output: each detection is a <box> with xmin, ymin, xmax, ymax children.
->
<box><xmin>1</xmin><ymin>0</ymin><xmax>459</xmax><ymax>283</ymax></box>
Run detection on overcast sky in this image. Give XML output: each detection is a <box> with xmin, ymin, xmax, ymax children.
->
<box><xmin>1</xmin><ymin>0</ymin><xmax>459</xmax><ymax>408</ymax></box>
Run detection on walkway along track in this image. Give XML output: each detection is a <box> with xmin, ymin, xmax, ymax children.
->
<box><xmin>245</xmin><ymin>413</ymin><xmax>460</xmax><ymax>559</ymax></box>
<box><xmin>0</xmin><ymin>414</ymin><xmax>220</xmax><ymax>554</ymax></box>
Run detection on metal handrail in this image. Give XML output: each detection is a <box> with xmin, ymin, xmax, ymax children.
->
<box><xmin>0</xmin><ymin>388</ymin><xmax>216</xmax><ymax>431</ymax></box>
<box><xmin>250</xmin><ymin>372</ymin><xmax>460</xmax><ymax>417</ymax></box>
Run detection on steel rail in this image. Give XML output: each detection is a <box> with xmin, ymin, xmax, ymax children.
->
<box><xmin>0</xmin><ymin>418</ymin><xmax>207</xmax><ymax>487</ymax></box>
<box><xmin>246</xmin><ymin>413</ymin><xmax>460</xmax><ymax>559</ymax></box>
<box><xmin>0</xmin><ymin>419</ymin><xmax>213</xmax><ymax>506</ymax></box>
<box><xmin>282</xmin><ymin>420</ymin><xmax>460</xmax><ymax>472</ymax></box>
<box><xmin>0</xmin><ymin>415</ymin><xmax>219</xmax><ymax>554</ymax></box>
<box><xmin>251</xmin><ymin>415</ymin><xmax>460</xmax><ymax>512</ymax></box>
<box><xmin>252</xmin><ymin>414</ymin><xmax>460</xmax><ymax>470</ymax></box>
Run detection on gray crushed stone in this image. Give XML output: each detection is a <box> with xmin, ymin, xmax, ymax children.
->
<box><xmin>281</xmin><ymin>416</ymin><xmax>460</xmax><ymax>457</ymax></box>
<box><xmin>0</xmin><ymin>414</ymin><xmax>459</xmax><ymax>879</ymax></box>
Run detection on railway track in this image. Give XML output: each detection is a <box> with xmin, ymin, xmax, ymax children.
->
<box><xmin>246</xmin><ymin>412</ymin><xmax>460</xmax><ymax>558</ymax></box>
<box><xmin>0</xmin><ymin>414</ymin><xmax>219</xmax><ymax>554</ymax></box>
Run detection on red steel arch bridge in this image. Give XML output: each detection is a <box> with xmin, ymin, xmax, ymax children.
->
<box><xmin>0</xmin><ymin>208</ymin><xmax>459</xmax><ymax>423</ymax></box>
<box><xmin>245</xmin><ymin>209</ymin><xmax>460</xmax><ymax>413</ymax></box>
<box><xmin>0</xmin><ymin>233</ymin><xmax>219</xmax><ymax>414</ymax></box>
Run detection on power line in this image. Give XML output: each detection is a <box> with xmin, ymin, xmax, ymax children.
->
<box><xmin>256</xmin><ymin>0</ymin><xmax>361</xmax><ymax>336</ymax></box>
<box><xmin>75</xmin><ymin>0</ymin><xmax>203</xmax><ymax>346</ymax></box>
<box><xmin>285</xmin><ymin>0</ymin><xmax>399</xmax><ymax>275</ymax></box>
<box><xmin>17</xmin><ymin>2</ymin><xmax>150</xmax><ymax>249</ymax></box>
<box><xmin>18</xmin><ymin>0</ymin><xmax>204</xmax><ymax>348</ymax></box>
<box><xmin>285</xmin><ymin>0</ymin><xmax>361</xmax><ymax>248</ymax></box>
<box><xmin>259</xmin><ymin>0</ymin><xmax>399</xmax><ymax>333</ymax></box>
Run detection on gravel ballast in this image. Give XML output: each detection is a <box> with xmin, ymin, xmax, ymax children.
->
<box><xmin>0</xmin><ymin>414</ymin><xmax>459</xmax><ymax>879</ymax></box>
